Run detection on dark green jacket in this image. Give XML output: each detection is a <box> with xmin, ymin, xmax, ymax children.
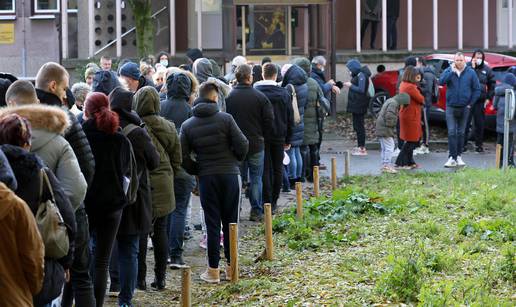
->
<box><xmin>375</xmin><ymin>93</ymin><xmax>409</xmax><ymax>138</ymax></box>
<box><xmin>133</xmin><ymin>86</ymin><xmax>182</xmax><ymax>218</ymax></box>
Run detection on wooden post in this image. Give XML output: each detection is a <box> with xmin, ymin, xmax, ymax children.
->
<box><xmin>264</xmin><ymin>203</ymin><xmax>273</xmax><ymax>260</ymax></box>
<box><xmin>313</xmin><ymin>166</ymin><xmax>320</xmax><ymax>197</ymax></box>
<box><xmin>344</xmin><ymin>151</ymin><xmax>350</xmax><ymax>177</ymax></box>
<box><xmin>295</xmin><ymin>182</ymin><xmax>303</xmax><ymax>219</ymax></box>
<box><xmin>229</xmin><ymin>223</ymin><xmax>239</xmax><ymax>282</ymax></box>
<box><xmin>331</xmin><ymin>157</ymin><xmax>337</xmax><ymax>191</ymax></box>
<box><xmin>495</xmin><ymin>144</ymin><xmax>502</xmax><ymax>169</ymax></box>
<box><xmin>181</xmin><ymin>267</ymin><xmax>191</xmax><ymax>307</ymax></box>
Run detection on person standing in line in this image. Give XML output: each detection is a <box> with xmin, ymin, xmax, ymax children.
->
<box><xmin>226</xmin><ymin>64</ymin><xmax>274</xmax><ymax>221</ymax></box>
<box><xmin>493</xmin><ymin>73</ymin><xmax>516</xmax><ymax>167</ymax></box>
<box><xmin>361</xmin><ymin>0</ymin><xmax>381</xmax><ymax>50</ymax></box>
<box><xmin>463</xmin><ymin>49</ymin><xmax>495</xmax><ymax>153</ymax></box>
<box><xmin>414</xmin><ymin>57</ymin><xmax>439</xmax><ymax>155</ymax></box>
<box><xmin>82</xmin><ymin>92</ymin><xmax>132</xmax><ymax>307</ymax></box>
<box><xmin>133</xmin><ymin>86</ymin><xmax>182</xmax><ymax>291</ymax></box>
<box><xmin>254</xmin><ymin>63</ymin><xmax>294</xmax><ymax>213</ymax></box>
<box><xmin>387</xmin><ymin>0</ymin><xmax>400</xmax><ymax>50</ymax></box>
<box><xmin>394</xmin><ymin>67</ymin><xmax>425</xmax><ymax>169</ymax></box>
<box><xmin>180</xmin><ymin>81</ymin><xmax>249</xmax><ymax>284</ymax></box>
<box><xmin>439</xmin><ymin>52</ymin><xmax>481</xmax><ymax>168</ymax></box>
<box><xmin>344</xmin><ymin>59</ymin><xmax>372</xmax><ymax>156</ymax></box>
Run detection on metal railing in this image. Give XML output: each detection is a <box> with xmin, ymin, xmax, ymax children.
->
<box><xmin>502</xmin><ymin>89</ymin><xmax>516</xmax><ymax>170</ymax></box>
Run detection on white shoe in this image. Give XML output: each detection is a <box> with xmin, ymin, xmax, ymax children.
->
<box><xmin>444</xmin><ymin>157</ymin><xmax>457</xmax><ymax>168</ymax></box>
<box><xmin>456</xmin><ymin>156</ymin><xmax>466</xmax><ymax>167</ymax></box>
<box><xmin>392</xmin><ymin>148</ymin><xmax>401</xmax><ymax>157</ymax></box>
<box><xmin>413</xmin><ymin>146</ymin><xmax>423</xmax><ymax>156</ymax></box>
<box><xmin>421</xmin><ymin>145</ymin><xmax>430</xmax><ymax>154</ymax></box>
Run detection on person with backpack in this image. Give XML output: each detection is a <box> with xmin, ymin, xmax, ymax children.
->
<box><xmin>493</xmin><ymin>73</ymin><xmax>516</xmax><ymax>167</ymax></box>
<box><xmin>133</xmin><ymin>86</ymin><xmax>182</xmax><ymax>291</ymax></box>
<box><xmin>281</xmin><ymin>64</ymin><xmax>308</xmax><ymax>187</ymax></box>
<box><xmin>395</xmin><ymin>66</ymin><xmax>425</xmax><ymax>169</ymax></box>
<box><xmin>92</xmin><ymin>70</ymin><xmax>121</xmax><ymax>96</ymax></box>
<box><xmin>0</xmin><ymin>114</ymin><xmax>76</xmax><ymax>307</ymax></box>
<box><xmin>414</xmin><ymin>58</ymin><xmax>439</xmax><ymax>155</ymax></box>
<box><xmin>109</xmin><ymin>87</ymin><xmax>160</xmax><ymax>305</ymax></box>
<box><xmin>82</xmin><ymin>92</ymin><xmax>132</xmax><ymax>307</ymax></box>
<box><xmin>375</xmin><ymin>93</ymin><xmax>410</xmax><ymax>173</ymax></box>
<box><xmin>344</xmin><ymin>59</ymin><xmax>372</xmax><ymax>156</ymax></box>
<box><xmin>0</xmin><ymin>148</ymin><xmax>45</xmax><ymax>307</ymax></box>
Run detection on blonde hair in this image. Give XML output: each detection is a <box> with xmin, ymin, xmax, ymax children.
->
<box><xmin>5</xmin><ymin>80</ymin><xmax>38</xmax><ymax>105</ymax></box>
<box><xmin>35</xmin><ymin>62</ymin><xmax>69</xmax><ymax>90</ymax></box>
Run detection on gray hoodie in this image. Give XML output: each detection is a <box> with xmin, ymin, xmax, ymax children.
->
<box><xmin>193</xmin><ymin>58</ymin><xmax>231</xmax><ymax>112</ymax></box>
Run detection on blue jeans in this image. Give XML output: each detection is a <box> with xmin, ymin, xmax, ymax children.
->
<box><xmin>287</xmin><ymin>146</ymin><xmax>302</xmax><ymax>180</ymax></box>
<box><xmin>446</xmin><ymin>106</ymin><xmax>470</xmax><ymax>159</ymax></box>
<box><xmin>117</xmin><ymin>234</ymin><xmax>139</xmax><ymax>306</ymax></box>
<box><xmin>242</xmin><ymin>151</ymin><xmax>264</xmax><ymax>213</ymax></box>
<box><xmin>168</xmin><ymin>176</ymin><xmax>195</xmax><ymax>258</ymax></box>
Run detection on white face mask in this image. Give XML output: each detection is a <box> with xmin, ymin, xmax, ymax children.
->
<box><xmin>160</xmin><ymin>60</ymin><xmax>169</xmax><ymax>67</ymax></box>
<box><xmin>476</xmin><ymin>59</ymin><xmax>482</xmax><ymax>66</ymax></box>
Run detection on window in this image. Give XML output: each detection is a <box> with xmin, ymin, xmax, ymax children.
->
<box><xmin>35</xmin><ymin>0</ymin><xmax>59</xmax><ymax>13</ymax></box>
<box><xmin>0</xmin><ymin>0</ymin><xmax>15</xmax><ymax>14</ymax></box>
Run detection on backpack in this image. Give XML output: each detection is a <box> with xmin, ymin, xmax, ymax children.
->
<box><xmin>287</xmin><ymin>84</ymin><xmax>301</xmax><ymax>125</ymax></box>
<box><xmin>431</xmin><ymin>78</ymin><xmax>439</xmax><ymax>103</ymax></box>
<box><xmin>36</xmin><ymin>168</ymin><xmax>69</xmax><ymax>259</ymax></box>
<box><xmin>121</xmin><ymin>124</ymin><xmax>140</xmax><ymax>204</ymax></box>
<box><xmin>366</xmin><ymin>76</ymin><xmax>375</xmax><ymax>98</ymax></box>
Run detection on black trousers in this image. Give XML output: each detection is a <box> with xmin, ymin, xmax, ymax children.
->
<box><xmin>62</xmin><ymin>207</ymin><xmax>96</xmax><ymax>307</ymax></box>
<box><xmin>301</xmin><ymin>144</ymin><xmax>320</xmax><ymax>181</ymax></box>
<box><xmin>395</xmin><ymin>141</ymin><xmax>418</xmax><ymax>166</ymax></box>
<box><xmin>497</xmin><ymin>133</ymin><xmax>515</xmax><ymax>167</ymax></box>
<box><xmin>89</xmin><ymin>209</ymin><xmax>123</xmax><ymax>307</ymax></box>
<box><xmin>352</xmin><ymin>113</ymin><xmax>366</xmax><ymax>148</ymax></box>
<box><xmin>263</xmin><ymin>142</ymin><xmax>284</xmax><ymax>207</ymax></box>
<box><xmin>137</xmin><ymin>216</ymin><xmax>169</xmax><ymax>284</ymax></box>
<box><xmin>464</xmin><ymin>101</ymin><xmax>485</xmax><ymax>148</ymax></box>
<box><xmin>361</xmin><ymin>20</ymin><xmax>378</xmax><ymax>48</ymax></box>
<box><xmin>387</xmin><ymin>17</ymin><xmax>398</xmax><ymax>50</ymax></box>
<box><xmin>199</xmin><ymin>174</ymin><xmax>240</xmax><ymax>268</ymax></box>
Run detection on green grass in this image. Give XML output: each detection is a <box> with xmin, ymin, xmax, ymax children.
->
<box><xmin>194</xmin><ymin>169</ymin><xmax>516</xmax><ymax>306</ymax></box>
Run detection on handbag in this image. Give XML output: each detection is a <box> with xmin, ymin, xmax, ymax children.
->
<box><xmin>288</xmin><ymin>84</ymin><xmax>301</xmax><ymax>125</ymax></box>
<box><xmin>35</xmin><ymin>168</ymin><xmax>69</xmax><ymax>259</ymax></box>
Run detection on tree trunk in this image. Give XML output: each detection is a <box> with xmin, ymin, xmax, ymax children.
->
<box><xmin>128</xmin><ymin>0</ymin><xmax>154</xmax><ymax>58</ymax></box>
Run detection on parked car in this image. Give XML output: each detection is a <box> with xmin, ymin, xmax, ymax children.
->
<box><xmin>370</xmin><ymin>52</ymin><xmax>516</xmax><ymax>130</ymax></box>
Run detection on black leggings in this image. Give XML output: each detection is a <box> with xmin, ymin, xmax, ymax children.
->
<box><xmin>137</xmin><ymin>216</ymin><xmax>169</xmax><ymax>284</ymax></box>
<box><xmin>352</xmin><ymin>113</ymin><xmax>366</xmax><ymax>148</ymax></box>
<box><xmin>395</xmin><ymin>141</ymin><xmax>418</xmax><ymax>166</ymax></box>
<box><xmin>263</xmin><ymin>142</ymin><xmax>284</xmax><ymax>207</ymax></box>
<box><xmin>301</xmin><ymin>144</ymin><xmax>320</xmax><ymax>181</ymax></box>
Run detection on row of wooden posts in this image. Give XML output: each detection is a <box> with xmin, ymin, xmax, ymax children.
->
<box><xmin>179</xmin><ymin>153</ymin><xmax>351</xmax><ymax>306</ymax></box>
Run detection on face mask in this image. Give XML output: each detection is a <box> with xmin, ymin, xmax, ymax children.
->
<box><xmin>476</xmin><ymin>59</ymin><xmax>482</xmax><ymax>66</ymax></box>
<box><xmin>160</xmin><ymin>60</ymin><xmax>168</xmax><ymax>67</ymax></box>
<box><xmin>321</xmin><ymin>67</ymin><xmax>325</xmax><ymax>72</ymax></box>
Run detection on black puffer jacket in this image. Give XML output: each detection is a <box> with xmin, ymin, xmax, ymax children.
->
<box><xmin>420</xmin><ymin>66</ymin><xmax>438</xmax><ymax>107</ymax></box>
<box><xmin>160</xmin><ymin>72</ymin><xmax>193</xmax><ymax>130</ymax></box>
<box><xmin>468</xmin><ymin>50</ymin><xmax>496</xmax><ymax>103</ymax></box>
<box><xmin>36</xmin><ymin>89</ymin><xmax>95</xmax><ymax>186</ymax></box>
<box><xmin>282</xmin><ymin>65</ymin><xmax>308</xmax><ymax>146</ymax></box>
<box><xmin>180</xmin><ymin>99</ymin><xmax>249</xmax><ymax>177</ymax></box>
<box><xmin>0</xmin><ymin>144</ymin><xmax>77</xmax><ymax>306</ymax></box>
<box><xmin>346</xmin><ymin>59</ymin><xmax>371</xmax><ymax>114</ymax></box>
<box><xmin>226</xmin><ymin>84</ymin><xmax>274</xmax><ymax>155</ymax></box>
<box><xmin>82</xmin><ymin>119</ymin><xmax>132</xmax><ymax>216</ymax></box>
<box><xmin>110</xmin><ymin>88</ymin><xmax>160</xmax><ymax>235</ymax></box>
<box><xmin>254</xmin><ymin>80</ymin><xmax>294</xmax><ymax>145</ymax></box>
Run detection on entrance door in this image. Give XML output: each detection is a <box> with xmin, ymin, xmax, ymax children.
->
<box><xmin>497</xmin><ymin>0</ymin><xmax>516</xmax><ymax>46</ymax></box>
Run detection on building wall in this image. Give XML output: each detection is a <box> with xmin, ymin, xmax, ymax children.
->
<box><xmin>0</xmin><ymin>0</ymin><xmax>59</xmax><ymax>77</ymax></box>
<box><xmin>335</xmin><ymin>0</ymin><xmax>497</xmax><ymax>50</ymax></box>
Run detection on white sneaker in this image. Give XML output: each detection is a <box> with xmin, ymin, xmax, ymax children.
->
<box><xmin>392</xmin><ymin>148</ymin><xmax>401</xmax><ymax>157</ymax></box>
<box><xmin>421</xmin><ymin>145</ymin><xmax>430</xmax><ymax>154</ymax></box>
<box><xmin>413</xmin><ymin>146</ymin><xmax>423</xmax><ymax>156</ymax></box>
<box><xmin>456</xmin><ymin>156</ymin><xmax>466</xmax><ymax>167</ymax></box>
<box><xmin>444</xmin><ymin>157</ymin><xmax>457</xmax><ymax>168</ymax></box>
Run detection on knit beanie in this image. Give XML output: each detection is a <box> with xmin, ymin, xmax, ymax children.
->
<box><xmin>119</xmin><ymin>62</ymin><xmax>141</xmax><ymax>81</ymax></box>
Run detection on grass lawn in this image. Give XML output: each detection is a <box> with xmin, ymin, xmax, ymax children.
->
<box><xmin>193</xmin><ymin>169</ymin><xmax>515</xmax><ymax>306</ymax></box>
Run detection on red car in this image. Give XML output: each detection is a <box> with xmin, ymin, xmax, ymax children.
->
<box><xmin>370</xmin><ymin>52</ymin><xmax>516</xmax><ymax>130</ymax></box>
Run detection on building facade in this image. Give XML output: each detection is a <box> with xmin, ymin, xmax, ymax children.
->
<box><xmin>0</xmin><ymin>0</ymin><xmax>514</xmax><ymax>77</ymax></box>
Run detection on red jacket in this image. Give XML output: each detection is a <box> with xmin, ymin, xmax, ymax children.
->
<box><xmin>399</xmin><ymin>81</ymin><xmax>425</xmax><ymax>142</ymax></box>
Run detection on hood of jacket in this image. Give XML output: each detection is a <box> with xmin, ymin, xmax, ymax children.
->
<box><xmin>193</xmin><ymin>58</ymin><xmax>213</xmax><ymax>83</ymax></box>
<box><xmin>186</xmin><ymin>48</ymin><xmax>203</xmax><ymax>62</ymax></box>
<box><xmin>360</xmin><ymin>65</ymin><xmax>372</xmax><ymax>78</ymax></box>
<box><xmin>393</xmin><ymin>92</ymin><xmax>410</xmax><ymax>106</ymax></box>
<box><xmin>471</xmin><ymin>49</ymin><xmax>486</xmax><ymax>67</ymax></box>
<box><xmin>292</xmin><ymin>57</ymin><xmax>311</xmax><ymax>75</ymax></box>
<box><xmin>109</xmin><ymin>87</ymin><xmax>142</xmax><ymax>126</ymax></box>
<box><xmin>133</xmin><ymin>86</ymin><xmax>161</xmax><ymax>117</ymax></box>
<box><xmin>503</xmin><ymin>73</ymin><xmax>516</xmax><ymax>87</ymax></box>
<box><xmin>36</xmin><ymin>88</ymin><xmax>62</xmax><ymax>107</ymax></box>
<box><xmin>166</xmin><ymin>72</ymin><xmax>192</xmax><ymax>100</ymax></box>
<box><xmin>192</xmin><ymin>99</ymin><xmax>219</xmax><ymax>117</ymax></box>
<box><xmin>281</xmin><ymin>64</ymin><xmax>308</xmax><ymax>87</ymax></box>
<box><xmin>346</xmin><ymin>59</ymin><xmax>362</xmax><ymax>76</ymax></box>
<box><xmin>0</xmin><ymin>144</ymin><xmax>42</xmax><ymax>194</ymax></box>
<box><xmin>0</xmin><ymin>148</ymin><xmax>17</xmax><ymax>191</ymax></box>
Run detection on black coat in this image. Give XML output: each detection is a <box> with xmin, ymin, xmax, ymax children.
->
<box><xmin>254</xmin><ymin>81</ymin><xmax>294</xmax><ymax>145</ymax></box>
<box><xmin>161</xmin><ymin>73</ymin><xmax>193</xmax><ymax>131</ymax></box>
<box><xmin>0</xmin><ymin>144</ymin><xmax>77</xmax><ymax>306</ymax></box>
<box><xmin>180</xmin><ymin>99</ymin><xmax>249</xmax><ymax>177</ymax></box>
<box><xmin>346</xmin><ymin>60</ymin><xmax>371</xmax><ymax>114</ymax></box>
<box><xmin>226</xmin><ymin>84</ymin><xmax>274</xmax><ymax>155</ymax></box>
<box><xmin>82</xmin><ymin>119</ymin><xmax>132</xmax><ymax>216</ymax></box>
<box><xmin>36</xmin><ymin>89</ymin><xmax>95</xmax><ymax>186</ymax></box>
<box><xmin>282</xmin><ymin>65</ymin><xmax>309</xmax><ymax>146</ymax></box>
<box><xmin>468</xmin><ymin>57</ymin><xmax>496</xmax><ymax>103</ymax></box>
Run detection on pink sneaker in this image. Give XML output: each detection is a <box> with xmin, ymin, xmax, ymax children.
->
<box><xmin>199</xmin><ymin>234</ymin><xmax>207</xmax><ymax>249</ymax></box>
